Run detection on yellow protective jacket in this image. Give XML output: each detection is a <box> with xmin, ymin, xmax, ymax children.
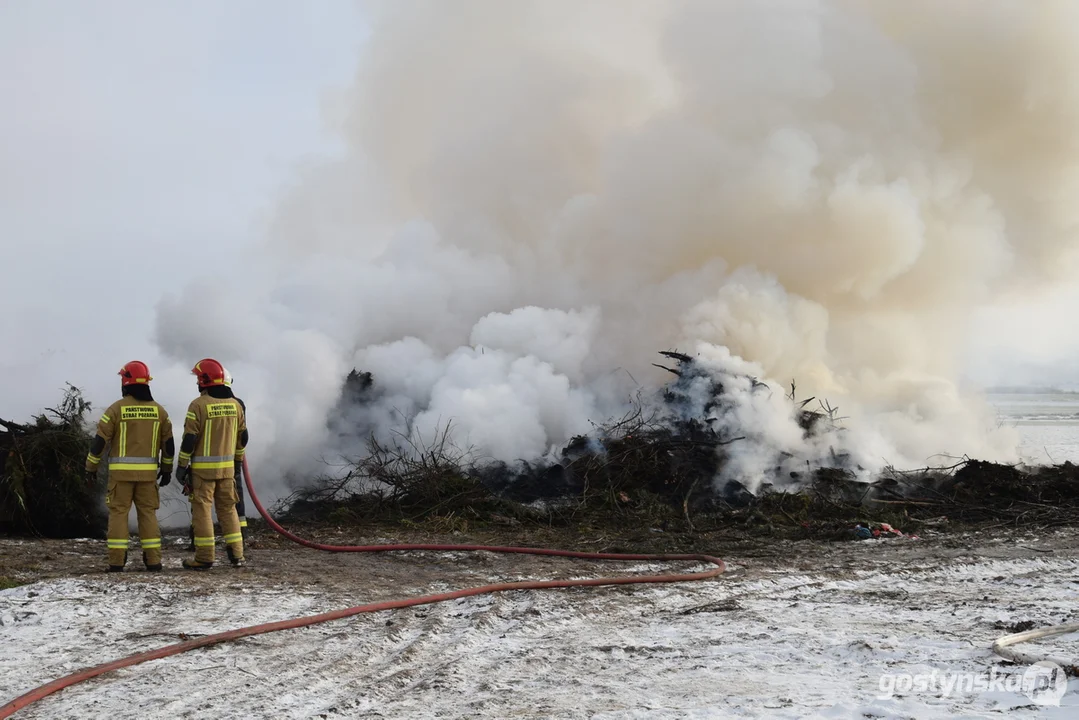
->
<box><xmin>178</xmin><ymin>392</ymin><xmax>247</xmax><ymax>479</ymax></box>
<box><xmin>85</xmin><ymin>397</ymin><xmax>174</xmax><ymax>482</ymax></box>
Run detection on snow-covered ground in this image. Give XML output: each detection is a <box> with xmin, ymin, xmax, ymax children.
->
<box><xmin>989</xmin><ymin>391</ymin><xmax>1079</xmax><ymax>465</ymax></box>
<box><xmin>2</xmin><ymin>532</ymin><xmax>1077</xmax><ymax>718</ymax></box>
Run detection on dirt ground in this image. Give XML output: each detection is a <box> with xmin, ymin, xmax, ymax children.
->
<box><xmin>3</xmin><ymin>519</ymin><xmax>1077</xmax><ymax>597</ymax></box>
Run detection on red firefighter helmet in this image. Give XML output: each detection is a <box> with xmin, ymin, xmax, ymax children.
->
<box><xmin>191</xmin><ymin>358</ymin><xmax>227</xmax><ymax>389</ymax></box>
<box><xmin>118</xmin><ymin>360</ymin><xmax>153</xmax><ymax>386</ymax></box>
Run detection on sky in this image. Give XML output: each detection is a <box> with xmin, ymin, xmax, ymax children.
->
<box><xmin>0</xmin><ymin>0</ymin><xmax>367</xmax><ymax>420</ymax></box>
<box><xmin>967</xmin><ymin>290</ymin><xmax>1079</xmax><ymax>390</ymax></box>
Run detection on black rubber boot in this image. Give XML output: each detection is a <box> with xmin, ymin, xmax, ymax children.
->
<box><xmin>108</xmin><ymin>551</ymin><xmax>128</xmax><ymax>572</ymax></box>
<box><xmin>185</xmin><ymin>525</ymin><xmax>195</xmax><ymax>552</ymax></box>
<box><xmin>226</xmin><ymin>546</ymin><xmax>246</xmax><ymax>568</ymax></box>
<box><xmin>143</xmin><ymin>552</ymin><xmax>162</xmax><ymax>572</ymax></box>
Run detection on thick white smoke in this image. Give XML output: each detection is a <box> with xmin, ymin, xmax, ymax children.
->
<box><xmin>155</xmin><ymin>0</ymin><xmax>1079</xmax><ymax>499</ymax></box>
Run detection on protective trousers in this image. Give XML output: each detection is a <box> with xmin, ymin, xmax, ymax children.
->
<box><xmin>191</xmin><ymin>473</ymin><xmax>243</xmax><ymax>564</ymax></box>
<box><xmin>186</xmin><ymin>478</ymin><xmax>247</xmax><ymax>549</ymax></box>
<box><xmin>106</xmin><ymin>479</ymin><xmax>162</xmax><ymax>567</ymax></box>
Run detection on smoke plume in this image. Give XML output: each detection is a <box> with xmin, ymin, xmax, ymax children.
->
<box><xmin>155</xmin><ymin>0</ymin><xmax>1079</xmax><ymax>499</ymax></box>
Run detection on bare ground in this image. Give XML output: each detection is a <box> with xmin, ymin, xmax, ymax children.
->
<box><xmin>3</xmin><ymin>519</ymin><xmax>1078</xmax><ymax>598</ymax></box>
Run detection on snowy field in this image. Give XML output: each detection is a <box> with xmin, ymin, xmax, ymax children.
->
<box><xmin>990</xmin><ymin>391</ymin><xmax>1079</xmax><ymax>465</ymax></box>
<box><xmin>2</xmin><ymin>531</ymin><xmax>1077</xmax><ymax>718</ymax></box>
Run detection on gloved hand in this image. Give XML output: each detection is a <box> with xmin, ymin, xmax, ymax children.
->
<box><xmin>177</xmin><ymin>466</ymin><xmax>191</xmax><ymax>495</ymax></box>
<box><xmin>84</xmin><ymin>470</ymin><xmax>97</xmax><ymax>488</ymax></box>
<box><xmin>234</xmin><ymin>461</ymin><xmax>243</xmax><ymax>481</ymax></box>
<box><xmin>157</xmin><ymin>466</ymin><xmax>172</xmax><ymax>487</ymax></box>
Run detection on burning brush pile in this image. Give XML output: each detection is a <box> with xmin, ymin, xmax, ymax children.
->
<box><xmin>283</xmin><ymin>351</ymin><xmax>1079</xmax><ymax>539</ymax></box>
<box><xmin>473</xmin><ymin>351</ymin><xmax>853</xmax><ymax>521</ymax></box>
<box><xmin>286</xmin><ymin>352</ymin><xmax>848</xmax><ymax>528</ymax></box>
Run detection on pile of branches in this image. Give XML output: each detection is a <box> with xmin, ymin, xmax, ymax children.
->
<box><xmin>875</xmin><ymin>458</ymin><xmax>1079</xmax><ymax>528</ymax></box>
<box><xmin>284</xmin><ymin>351</ymin><xmax>852</xmax><ymax>532</ymax></box>
<box><xmin>282</xmin><ymin>423</ymin><xmax>506</xmax><ymax>532</ymax></box>
<box><xmin>284</xmin><ymin>352</ymin><xmax>1079</xmax><ymax>539</ymax></box>
<box><xmin>476</xmin><ymin>397</ymin><xmax>745</xmax><ymax>531</ymax></box>
<box><xmin>480</xmin><ymin>352</ymin><xmax>850</xmax><ymax>529</ymax></box>
<box><xmin>1</xmin><ymin>385</ymin><xmax>105</xmax><ymax>538</ymax></box>
<box><xmin>721</xmin><ymin>459</ymin><xmax>1079</xmax><ymax>539</ymax></box>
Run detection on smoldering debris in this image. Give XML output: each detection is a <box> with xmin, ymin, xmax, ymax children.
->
<box><xmin>283</xmin><ymin>353</ymin><xmax>1079</xmax><ymax>539</ymax></box>
<box><xmin>479</xmin><ymin>351</ymin><xmax>855</xmax><ymax>508</ymax></box>
<box><xmin>315</xmin><ymin>350</ymin><xmax>858</xmax><ymax>507</ymax></box>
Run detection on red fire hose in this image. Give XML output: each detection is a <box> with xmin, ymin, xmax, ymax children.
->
<box><xmin>1</xmin><ymin>458</ymin><xmax>727</xmax><ymax>718</ymax></box>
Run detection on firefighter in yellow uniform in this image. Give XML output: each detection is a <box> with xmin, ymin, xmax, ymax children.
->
<box><xmin>184</xmin><ymin>365</ymin><xmax>249</xmax><ymax>550</ymax></box>
<box><xmin>84</xmin><ymin>361</ymin><xmax>174</xmax><ymax>572</ymax></box>
<box><xmin>177</xmin><ymin>358</ymin><xmax>247</xmax><ymax>570</ymax></box>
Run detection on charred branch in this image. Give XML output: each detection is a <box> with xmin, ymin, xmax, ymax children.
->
<box><xmin>651</xmin><ymin>363</ymin><xmax>681</xmax><ymax>377</ymax></box>
<box><xmin>658</xmin><ymin>350</ymin><xmax>693</xmax><ymax>364</ymax></box>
